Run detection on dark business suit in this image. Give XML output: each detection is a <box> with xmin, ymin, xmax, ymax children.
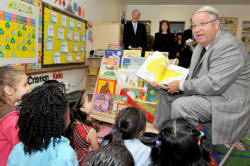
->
<box><xmin>123</xmin><ymin>22</ymin><xmax>147</xmax><ymax>56</ymax></box>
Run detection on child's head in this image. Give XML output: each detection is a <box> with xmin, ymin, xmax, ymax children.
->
<box><xmin>0</xmin><ymin>66</ymin><xmax>29</xmax><ymax>106</ymax></box>
<box><xmin>109</xmin><ymin>107</ymin><xmax>146</xmax><ymax>143</ymax></box>
<box><xmin>17</xmin><ymin>84</ymin><xmax>69</xmax><ymax>154</ymax></box>
<box><xmin>85</xmin><ymin>143</ymin><xmax>134</xmax><ymax>166</ymax></box>
<box><xmin>151</xmin><ymin>118</ymin><xmax>211</xmax><ymax>166</ymax></box>
<box><xmin>43</xmin><ymin>79</ymin><xmax>66</xmax><ymax>93</ymax></box>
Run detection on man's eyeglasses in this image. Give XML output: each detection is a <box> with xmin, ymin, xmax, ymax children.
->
<box><xmin>191</xmin><ymin>20</ymin><xmax>217</xmax><ymax>30</ymax></box>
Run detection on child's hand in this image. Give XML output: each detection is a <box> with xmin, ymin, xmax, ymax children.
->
<box><xmin>87</xmin><ymin>128</ymin><xmax>97</xmax><ymax>142</ymax></box>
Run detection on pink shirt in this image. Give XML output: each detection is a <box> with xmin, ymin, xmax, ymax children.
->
<box><xmin>0</xmin><ymin>111</ymin><xmax>19</xmax><ymax>166</ymax></box>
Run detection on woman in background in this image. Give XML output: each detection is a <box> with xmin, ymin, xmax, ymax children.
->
<box><xmin>153</xmin><ymin>20</ymin><xmax>175</xmax><ymax>58</ymax></box>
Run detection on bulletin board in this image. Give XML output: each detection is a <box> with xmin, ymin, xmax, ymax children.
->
<box><xmin>42</xmin><ymin>3</ymin><xmax>86</xmax><ymax>67</ymax></box>
<box><xmin>220</xmin><ymin>17</ymin><xmax>238</xmax><ymax>36</ymax></box>
<box><xmin>0</xmin><ymin>0</ymin><xmax>40</xmax><ymax>67</ymax></box>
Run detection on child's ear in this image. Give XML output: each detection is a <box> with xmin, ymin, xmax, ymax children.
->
<box><xmin>3</xmin><ymin>86</ymin><xmax>14</xmax><ymax>96</ymax></box>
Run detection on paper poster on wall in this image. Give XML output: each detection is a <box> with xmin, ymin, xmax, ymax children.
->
<box><xmin>67</xmin><ymin>53</ymin><xmax>72</xmax><ymax>62</ymax></box>
<box><xmin>81</xmin><ymin>33</ymin><xmax>85</xmax><ymax>42</ymax></box>
<box><xmin>67</xmin><ymin>30</ymin><xmax>72</xmax><ymax>41</ymax></box>
<box><xmin>43</xmin><ymin>5</ymin><xmax>86</xmax><ymax>66</ymax></box>
<box><xmin>77</xmin><ymin>21</ymin><xmax>81</xmax><ymax>30</ymax></box>
<box><xmin>61</xmin><ymin>15</ymin><xmax>67</xmax><ymax>27</ymax></box>
<box><xmin>60</xmin><ymin>41</ymin><xmax>68</xmax><ymax>53</ymax></box>
<box><xmin>51</xmin><ymin>11</ymin><xmax>57</xmax><ymax>24</ymax></box>
<box><xmin>74</xmin><ymin>31</ymin><xmax>79</xmax><ymax>41</ymax></box>
<box><xmin>73</xmin><ymin>44</ymin><xmax>78</xmax><ymax>52</ymax></box>
<box><xmin>47</xmin><ymin>24</ymin><xmax>54</xmax><ymax>38</ymax></box>
<box><xmin>69</xmin><ymin>18</ymin><xmax>74</xmax><ymax>29</ymax></box>
<box><xmin>0</xmin><ymin>0</ymin><xmax>39</xmax><ymax>64</ymax></box>
<box><xmin>80</xmin><ymin>45</ymin><xmax>84</xmax><ymax>52</ymax></box>
<box><xmin>53</xmin><ymin>52</ymin><xmax>60</xmax><ymax>63</ymax></box>
<box><xmin>46</xmin><ymin>39</ymin><xmax>53</xmax><ymax>50</ymax></box>
<box><xmin>57</xmin><ymin>27</ymin><xmax>64</xmax><ymax>40</ymax></box>
<box><xmin>76</xmin><ymin>54</ymin><xmax>81</xmax><ymax>61</ymax></box>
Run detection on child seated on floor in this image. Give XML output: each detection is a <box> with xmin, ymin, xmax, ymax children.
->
<box><xmin>151</xmin><ymin>118</ymin><xmax>211</xmax><ymax>166</ymax></box>
<box><xmin>105</xmin><ymin>107</ymin><xmax>151</xmax><ymax>166</ymax></box>
<box><xmin>85</xmin><ymin>143</ymin><xmax>134</xmax><ymax>166</ymax></box>
<box><xmin>66</xmin><ymin>90</ymin><xmax>99</xmax><ymax>166</ymax></box>
<box><xmin>7</xmin><ymin>84</ymin><xmax>78</xmax><ymax>166</ymax></box>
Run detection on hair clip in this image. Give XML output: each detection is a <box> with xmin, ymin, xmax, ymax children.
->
<box><xmin>200</xmin><ymin>131</ymin><xmax>205</xmax><ymax>137</ymax></box>
<box><xmin>156</xmin><ymin>140</ymin><xmax>162</xmax><ymax>145</ymax></box>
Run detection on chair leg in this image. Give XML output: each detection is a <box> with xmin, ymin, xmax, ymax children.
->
<box><xmin>218</xmin><ymin>142</ymin><xmax>236</xmax><ymax>166</ymax></box>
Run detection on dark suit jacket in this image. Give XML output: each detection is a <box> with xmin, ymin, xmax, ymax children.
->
<box><xmin>123</xmin><ymin>22</ymin><xmax>147</xmax><ymax>50</ymax></box>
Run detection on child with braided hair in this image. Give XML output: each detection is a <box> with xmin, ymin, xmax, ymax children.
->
<box><xmin>7</xmin><ymin>84</ymin><xmax>78</xmax><ymax>166</ymax></box>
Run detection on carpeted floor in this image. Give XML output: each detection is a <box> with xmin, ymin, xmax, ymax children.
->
<box><xmin>201</xmin><ymin>126</ymin><xmax>250</xmax><ymax>166</ymax></box>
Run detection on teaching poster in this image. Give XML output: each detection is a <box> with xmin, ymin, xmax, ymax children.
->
<box><xmin>43</xmin><ymin>4</ymin><xmax>86</xmax><ymax>66</ymax></box>
<box><xmin>0</xmin><ymin>0</ymin><xmax>40</xmax><ymax>66</ymax></box>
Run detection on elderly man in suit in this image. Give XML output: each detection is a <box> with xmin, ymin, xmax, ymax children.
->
<box><xmin>152</xmin><ymin>6</ymin><xmax>250</xmax><ymax>145</ymax></box>
<box><xmin>123</xmin><ymin>9</ymin><xmax>147</xmax><ymax>56</ymax></box>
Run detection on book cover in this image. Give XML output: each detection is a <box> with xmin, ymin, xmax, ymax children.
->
<box><xmin>117</xmin><ymin>69</ymin><xmax>145</xmax><ymax>88</ymax></box>
<box><xmin>103</xmin><ymin>57</ymin><xmax>118</xmax><ymax>66</ymax></box>
<box><xmin>136</xmin><ymin>51</ymin><xmax>189</xmax><ymax>85</ymax></box>
<box><xmin>136</xmin><ymin>100</ymin><xmax>157</xmax><ymax>122</ymax></box>
<box><xmin>96</xmin><ymin>79</ymin><xmax>116</xmax><ymax>95</ymax></box>
<box><xmin>146</xmin><ymin>86</ymin><xmax>162</xmax><ymax>104</ymax></box>
<box><xmin>111</xmin><ymin>95</ymin><xmax>128</xmax><ymax>114</ymax></box>
<box><xmin>123</xmin><ymin>50</ymin><xmax>141</xmax><ymax>58</ymax></box>
<box><xmin>145</xmin><ymin>51</ymin><xmax>169</xmax><ymax>59</ymax></box>
<box><xmin>99</xmin><ymin>65</ymin><xmax>118</xmax><ymax>80</ymax></box>
<box><xmin>122</xmin><ymin>57</ymin><xmax>145</xmax><ymax>70</ymax></box>
<box><xmin>105</xmin><ymin>50</ymin><xmax>123</xmax><ymax>68</ymax></box>
<box><xmin>122</xmin><ymin>88</ymin><xmax>147</xmax><ymax>101</ymax></box>
<box><xmin>116</xmin><ymin>103</ymin><xmax>131</xmax><ymax>114</ymax></box>
<box><xmin>94</xmin><ymin>93</ymin><xmax>110</xmax><ymax>113</ymax></box>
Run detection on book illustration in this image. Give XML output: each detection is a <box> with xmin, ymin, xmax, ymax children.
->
<box><xmin>135</xmin><ymin>100</ymin><xmax>157</xmax><ymax>119</ymax></box>
<box><xmin>147</xmin><ymin>86</ymin><xmax>162</xmax><ymax>104</ymax></box>
<box><xmin>108</xmin><ymin>44</ymin><xmax>121</xmax><ymax>50</ymax></box>
<box><xmin>123</xmin><ymin>50</ymin><xmax>141</xmax><ymax>58</ymax></box>
<box><xmin>105</xmin><ymin>50</ymin><xmax>123</xmax><ymax>68</ymax></box>
<box><xmin>96</xmin><ymin>79</ymin><xmax>116</xmax><ymax>95</ymax></box>
<box><xmin>136</xmin><ymin>51</ymin><xmax>189</xmax><ymax>85</ymax></box>
<box><xmin>103</xmin><ymin>57</ymin><xmax>117</xmax><ymax>66</ymax></box>
<box><xmin>111</xmin><ymin>95</ymin><xmax>128</xmax><ymax>114</ymax></box>
<box><xmin>145</xmin><ymin>51</ymin><xmax>169</xmax><ymax>59</ymax></box>
<box><xmin>122</xmin><ymin>88</ymin><xmax>147</xmax><ymax>101</ymax></box>
<box><xmin>99</xmin><ymin>65</ymin><xmax>118</xmax><ymax>80</ymax></box>
<box><xmin>117</xmin><ymin>69</ymin><xmax>139</xmax><ymax>87</ymax></box>
<box><xmin>116</xmin><ymin>103</ymin><xmax>131</xmax><ymax>114</ymax></box>
<box><xmin>122</xmin><ymin>57</ymin><xmax>145</xmax><ymax>70</ymax></box>
<box><xmin>94</xmin><ymin>93</ymin><xmax>110</xmax><ymax>113</ymax></box>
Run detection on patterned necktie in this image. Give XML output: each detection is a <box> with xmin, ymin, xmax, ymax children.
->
<box><xmin>193</xmin><ymin>47</ymin><xmax>206</xmax><ymax>77</ymax></box>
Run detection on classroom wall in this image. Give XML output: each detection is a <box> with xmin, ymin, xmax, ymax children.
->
<box><xmin>32</xmin><ymin>0</ymin><xmax>124</xmax><ymax>92</ymax></box>
<box><xmin>126</xmin><ymin>5</ymin><xmax>250</xmax><ymax>39</ymax></box>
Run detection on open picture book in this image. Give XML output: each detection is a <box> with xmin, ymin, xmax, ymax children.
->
<box><xmin>136</xmin><ymin>51</ymin><xmax>189</xmax><ymax>87</ymax></box>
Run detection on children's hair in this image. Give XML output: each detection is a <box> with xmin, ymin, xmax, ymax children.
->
<box><xmin>43</xmin><ymin>80</ymin><xmax>66</xmax><ymax>93</ymax></box>
<box><xmin>151</xmin><ymin>118</ymin><xmax>211</xmax><ymax>166</ymax></box>
<box><xmin>85</xmin><ymin>143</ymin><xmax>134</xmax><ymax>166</ymax></box>
<box><xmin>0</xmin><ymin>66</ymin><xmax>25</xmax><ymax>118</ymax></box>
<box><xmin>107</xmin><ymin>107</ymin><xmax>146</xmax><ymax>144</ymax></box>
<box><xmin>17</xmin><ymin>84</ymin><xmax>68</xmax><ymax>154</ymax></box>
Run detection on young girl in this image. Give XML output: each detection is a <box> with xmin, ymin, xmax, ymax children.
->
<box><xmin>0</xmin><ymin>66</ymin><xmax>30</xmax><ymax>166</ymax></box>
<box><xmin>85</xmin><ymin>143</ymin><xmax>134</xmax><ymax>166</ymax></box>
<box><xmin>151</xmin><ymin>118</ymin><xmax>211</xmax><ymax>166</ymax></box>
<box><xmin>107</xmin><ymin>107</ymin><xmax>151</xmax><ymax>166</ymax></box>
<box><xmin>7</xmin><ymin>84</ymin><xmax>78</xmax><ymax>166</ymax></box>
<box><xmin>66</xmin><ymin>90</ymin><xmax>99</xmax><ymax>166</ymax></box>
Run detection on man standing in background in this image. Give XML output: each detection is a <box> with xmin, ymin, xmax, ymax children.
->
<box><xmin>123</xmin><ymin>9</ymin><xmax>147</xmax><ymax>56</ymax></box>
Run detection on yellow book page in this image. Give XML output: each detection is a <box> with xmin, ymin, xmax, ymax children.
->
<box><xmin>146</xmin><ymin>57</ymin><xmax>168</xmax><ymax>83</ymax></box>
<box><xmin>159</xmin><ymin>69</ymin><xmax>182</xmax><ymax>83</ymax></box>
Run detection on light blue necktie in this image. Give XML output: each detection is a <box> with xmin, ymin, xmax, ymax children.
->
<box><xmin>133</xmin><ymin>23</ymin><xmax>137</xmax><ymax>34</ymax></box>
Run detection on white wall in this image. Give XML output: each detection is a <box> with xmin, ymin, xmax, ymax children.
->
<box><xmin>35</xmin><ymin>0</ymin><xmax>124</xmax><ymax>92</ymax></box>
<box><xmin>127</xmin><ymin>5</ymin><xmax>250</xmax><ymax>39</ymax></box>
